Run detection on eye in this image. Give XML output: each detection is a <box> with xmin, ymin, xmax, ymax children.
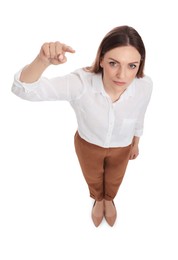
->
<box><xmin>109</xmin><ymin>61</ymin><xmax>118</xmax><ymax>67</ymax></box>
<box><xmin>129</xmin><ymin>64</ymin><xmax>137</xmax><ymax>69</ymax></box>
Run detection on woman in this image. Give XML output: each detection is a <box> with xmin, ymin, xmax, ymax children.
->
<box><xmin>12</xmin><ymin>25</ymin><xmax>153</xmax><ymax>227</ymax></box>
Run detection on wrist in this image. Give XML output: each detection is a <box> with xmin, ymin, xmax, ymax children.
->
<box><xmin>132</xmin><ymin>136</ymin><xmax>140</xmax><ymax>146</ymax></box>
<box><xmin>36</xmin><ymin>55</ymin><xmax>51</xmax><ymax>68</ymax></box>
<box><xmin>19</xmin><ymin>56</ymin><xmax>50</xmax><ymax>83</ymax></box>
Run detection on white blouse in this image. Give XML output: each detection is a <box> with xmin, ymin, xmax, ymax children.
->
<box><xmin>12</xmin><ymin>68</ymin><xmax>153</xmax><ymax>148</ymax></box>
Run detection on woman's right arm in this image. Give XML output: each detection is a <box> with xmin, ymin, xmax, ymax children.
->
<box><xmin>12</xmin><ymin>42</ymin><xmax>78</xmax><ymax>101</ymax></box>
<box><xmin>20</xmin><ymin>42</ymin><xmax>75</xmax><ymax>83</ymax></box>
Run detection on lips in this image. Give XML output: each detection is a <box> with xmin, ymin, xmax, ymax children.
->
<box><xmin>113</xmin><ymin>81</ymin><xmax>126</xmax><ymax>86</ymax></box>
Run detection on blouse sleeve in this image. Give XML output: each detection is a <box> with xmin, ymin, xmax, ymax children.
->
<box><xmin>11</xmin><ymin>69</ymin><xmax>85</xmax><ymax>102</ymax></box>
<box><xmin>134</xmin><ymin>76</ymin><xmax>153</xmax><ymax>137</ymax></box>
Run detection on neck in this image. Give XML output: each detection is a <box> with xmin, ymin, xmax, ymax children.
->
<box><xmin>104</xmin><ymin>85</ymin><xmax>126</xmax><ymax>102</ymax></box>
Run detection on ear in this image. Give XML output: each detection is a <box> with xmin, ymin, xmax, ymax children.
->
<box><xmin>100</xmin><ymin>58</ymin><xmax>103</xmax><ymax>68</ymax></box>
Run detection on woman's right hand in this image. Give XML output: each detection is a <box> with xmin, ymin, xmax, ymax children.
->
<box><xmin>19</xmin><ymin>41</ymin><xmax>75</xmax><ymax>83</ymax></box>
<box><xmin>38</xmin><ymin>41</ymin><xmax>75</xmax><ymax>66</ymax></box>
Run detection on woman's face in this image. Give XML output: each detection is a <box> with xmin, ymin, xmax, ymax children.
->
<box><xmin>100</xmin><ymin>46</ymin><xmax>141</xmax><ymax>93</ymax></box>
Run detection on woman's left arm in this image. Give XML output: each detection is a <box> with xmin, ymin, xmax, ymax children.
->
<box><xmin>129</xmin><ymin>136</ymin><xmax>140</xmax><ymax>160</ymax></box>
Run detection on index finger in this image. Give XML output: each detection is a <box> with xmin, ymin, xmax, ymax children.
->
<box><xmin>62</xmin><ymin>44</ymin><xmax>75</xmax><ymax>53</ymax></box>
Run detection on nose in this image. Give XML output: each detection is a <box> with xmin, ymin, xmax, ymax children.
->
<box><xmin>116</xmin><ymin>67</ymin><xmax>126</xmax><ymax>79</ymax></box>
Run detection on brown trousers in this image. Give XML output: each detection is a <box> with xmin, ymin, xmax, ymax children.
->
<box><xmin>74</xmin><ymin>132</ymin><xmax>131</xmax><ymax>201</ymax></box>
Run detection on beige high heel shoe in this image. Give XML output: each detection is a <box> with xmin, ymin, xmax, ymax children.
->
<box><xmin>104</xmin><ymin>200</ymin><xmax>117</xmax><ymax>227</ymax></box>
<box><xmin>91</xmin><ymin>200</ymin><xmax>104</xmax><ymax>227</ymax></box>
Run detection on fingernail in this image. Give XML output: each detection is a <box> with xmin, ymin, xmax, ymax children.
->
<box><xmin>58</xmin><ymin>54</ymin><xmax>64</xmax><ymax>61</ymax></box>
<box><xmin>68</xmin><ymin>46</ymin><xmax>75</xmax><ymax>52</ymax></box>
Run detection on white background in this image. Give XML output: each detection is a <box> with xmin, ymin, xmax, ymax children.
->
<box><xmin>0</xmin><ymin>0</ymin><xmax>178</xmax><ymax>259</ymax></box>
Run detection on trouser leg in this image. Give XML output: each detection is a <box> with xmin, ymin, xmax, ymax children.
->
<box><xmin>74</xmin><ymin>132</ymin><xmax>106</xmax><ymax>201</ymax></box>
<box><xmin>104</xmin><ymin>145</ymin><xmax>131</xmax><ymax>200</ymax></box>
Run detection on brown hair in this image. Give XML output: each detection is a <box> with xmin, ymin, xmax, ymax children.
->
<box><xmin>86</xmin><ymin>25</ymin><xmax>146</xmax><ymax>78</ymax></box>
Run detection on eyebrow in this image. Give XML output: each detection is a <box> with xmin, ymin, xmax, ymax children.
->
<box><xmin>108</xmin><ymin>57</ymin><xmax>140</xmax><ymax>64</ymax></box>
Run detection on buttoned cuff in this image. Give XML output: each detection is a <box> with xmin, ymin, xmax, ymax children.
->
<box><xmin>134</xmin><ymin>129</ymin><xmax>143</xmax><ymax>137</ymax></box>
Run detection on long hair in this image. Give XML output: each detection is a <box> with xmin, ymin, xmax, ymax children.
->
<box><xmin>86</xmin><ymin>26</ymin><xmax>146</xmax><ymax>78</ymax></box>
